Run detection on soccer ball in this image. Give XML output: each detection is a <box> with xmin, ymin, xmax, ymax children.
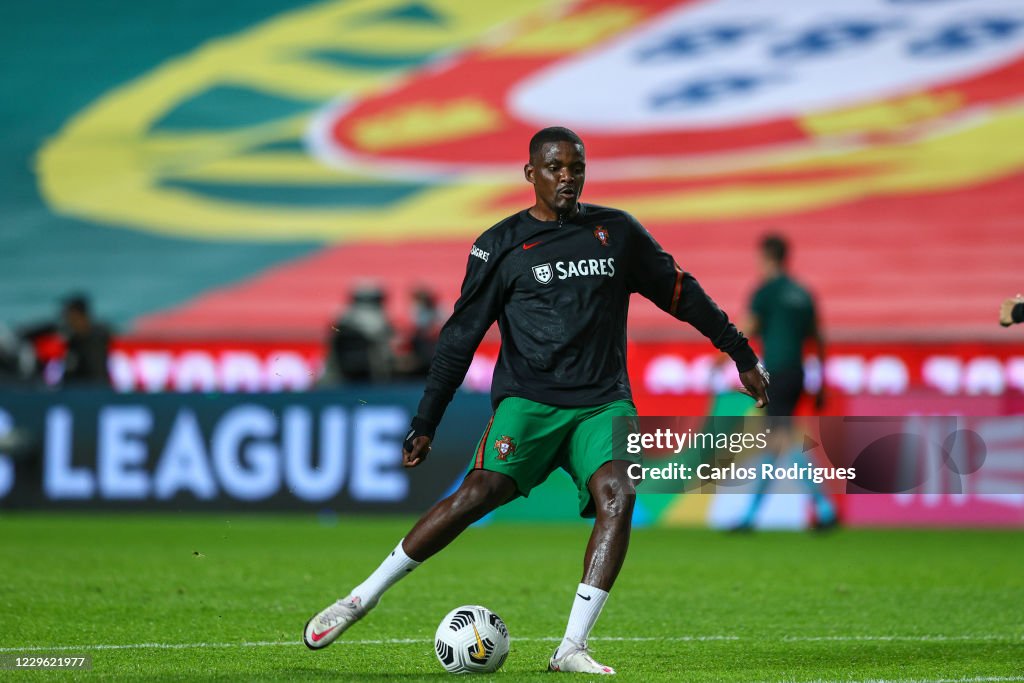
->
<box><xmin>434</xmin><ymin>605</ymin><xmax>510</xmax><ymax>674</ymax></box>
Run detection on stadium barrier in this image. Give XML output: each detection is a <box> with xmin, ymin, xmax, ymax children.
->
<box><xmin>0</xmin><ymin>388</ymin><xmax>490</xmax><ymax>512</ymax></box>
<box><xmin>3</xmin><ymin>389</ymin><xmax>1021</xmax><ymax>527</ymax></box>
<box><xmin>94</xmin><ymin>340</ymin><xmax>1024</xmax><ymax>406</ymax></box>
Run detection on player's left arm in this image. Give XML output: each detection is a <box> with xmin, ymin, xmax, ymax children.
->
<box><xmin>808</xmin><ymin>305</ymin><xmax>826</xmax><ymax>411</ymax></box>
<box><xmin>625</xmin><ymin>215</ymin><xmax>769</xmax><ymax>407</ymax></box>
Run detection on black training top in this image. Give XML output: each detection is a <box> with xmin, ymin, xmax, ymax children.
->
<box><xmin>413</xmin><ymin>203</ymin><xmax>758</xmax><ymax>435</ymax></box>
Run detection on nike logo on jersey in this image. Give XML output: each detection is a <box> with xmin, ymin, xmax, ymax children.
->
<box><xmin>523</xmin><ymin>241</ymin><xmax>541</xmax><ymax>250</ymax></box>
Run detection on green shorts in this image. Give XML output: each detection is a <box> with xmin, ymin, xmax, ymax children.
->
<box><xmin>469</xmin><ymin>396</ymin><xmax>640</xmax><ymax>518</ymax></box>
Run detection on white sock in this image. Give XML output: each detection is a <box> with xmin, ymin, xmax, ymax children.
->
<box><xmin>349</xmin><ymin>539</ymin><xmax>421</xmax><ymax>608</ymax></box>
<box><xmin>558</xmin><ymin>582</ymin><xmax>609</xmax><ymax>655</ymax></box>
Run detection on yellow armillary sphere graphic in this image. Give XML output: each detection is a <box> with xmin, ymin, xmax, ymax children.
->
<box><xmin>37</xmin><ymin>0</ymin><xmax>1024</xmax><ymax>242</ymax></box>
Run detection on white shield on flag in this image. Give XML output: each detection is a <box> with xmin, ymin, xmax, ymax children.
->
<box><xmin>532</xmin><ymin>263</ymin><xmax>553</xmax><ymax>284</ymax></box>
<box><xmin>510</xmin><ymin>0</ymin><xmax>1024</xmax><ymax>132</ymax></box>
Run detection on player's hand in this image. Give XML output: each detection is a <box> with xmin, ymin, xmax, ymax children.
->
<box><xmin>999</xmin><ymin>294</ymin><xmax>1023</xmax><ymax>327</ymax></box>
<box><xmin>403</xmin><ymin>435</ymin><xmax>432</xmax><ymax>468</ymax></box>
<box><xmin>738</xmin><ymin>362</ymin><xmax>770</xmax><ymax>408</ymax></box>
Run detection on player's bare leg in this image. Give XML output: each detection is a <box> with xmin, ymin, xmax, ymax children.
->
<box><xmin>582</xmin><ymin>464</ymin><xmax>636</xmax><ymax>590</ymax></box>
<box><xmin>403</xmin><ymin>470</ymin><xmax>517</xmax><ymax>560</ymax></box>
<box><xmin>304</xmin><ymin>470</ymin><xmax>516</xmax><ymax>650</ymax></box>
<box><xmin>550</xmin><ymin>462</ymin><xmax>634</xmax><ymax>674</ymax></box>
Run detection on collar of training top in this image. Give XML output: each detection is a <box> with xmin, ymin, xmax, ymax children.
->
<box><xmin>521</xmin><ymin>203</ymin><xmax>588</xmax><ymax>226</ymax></box>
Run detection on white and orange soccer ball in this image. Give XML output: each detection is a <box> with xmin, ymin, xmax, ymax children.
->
<box><xmin>434</xmin><ymin>605</ymin><xmax>510</xmax><ymax>674</ymax></box>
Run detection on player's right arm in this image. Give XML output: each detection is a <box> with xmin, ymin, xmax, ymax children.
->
<box><xmin>403</xmin><ymin>238</ymin><xmax>504</xmax><ymax>466</ymax></box>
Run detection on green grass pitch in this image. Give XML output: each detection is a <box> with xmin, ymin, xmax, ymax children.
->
<box><xmin>0</xmin><ymin>514</ymin><xmax>1021</xmax><ymax>681</ymax></box>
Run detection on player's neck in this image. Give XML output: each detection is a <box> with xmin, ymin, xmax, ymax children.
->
<box><xmin>528</xmin><ymin>202</ymin><xmax>578</xmax><ymax>223</ymax></box>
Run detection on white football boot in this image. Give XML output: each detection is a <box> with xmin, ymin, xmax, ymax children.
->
<box><xmin>548</xmin><ymin>639</ymin><xmax>616</xmax><ymax>674</ymax></box>
<box><xmin>303</xmin><ymin>596</ymin><xmax>371</xmax><ymax>650</ymax></box>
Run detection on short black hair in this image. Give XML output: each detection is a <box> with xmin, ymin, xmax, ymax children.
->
<box><xmin>529</xmin><ymin>127</ymin><xmax>584</xmax><ymax>160</ymax></box>
<box><xmin>760</xmin><ymin>234</ymin><xmax>788</xmax><ymax>264</ymax></box>
<box><xmin>63</xmin><ymin>293</ymin><xmax>90</xmax><ymax>316</ymax></box>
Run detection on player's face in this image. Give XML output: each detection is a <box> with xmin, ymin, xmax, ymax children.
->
<box><xmin>526</xmin><ymin>142</ymin><xmax>585</xmax><ymax>217</ymax></box>
<box><xmin>760</xmin><ymin>250</ymin><xmax>782</xmax><ymax>278</ymax></box>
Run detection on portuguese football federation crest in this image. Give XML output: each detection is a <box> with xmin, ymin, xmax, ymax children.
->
<box><xmin>532</xmin><ymin>263</ymin><xmax>553</xmax><ymax>284</ymax></box>
<box><xmin>493</xmin><ymin>435</ymin><xmax>516</xmax><ymax>461</ymax></box>
<box><xmin>594</xmin><ymin>226</ymin><xmax>609</xmax><ymax>246</ymax></box>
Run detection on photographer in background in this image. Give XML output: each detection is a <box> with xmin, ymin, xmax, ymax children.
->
<box><xmin>0</xmin><ymin>322</ymin><xmax>37</xmax><ymax>386</ymax></box>
<box><xmin>59</xmin><ymin>294</ymin><xmax>112</xmax><ymax>387</ymax></box>
<box><xmin>19</xmin><ymin>293</ymin><xmax>112</xmax><ymax>388</ymax></box>
<box><xmin>322</xmin><ymin>284</ymin><xmax>396</xmax><ymax>385</ymax></box>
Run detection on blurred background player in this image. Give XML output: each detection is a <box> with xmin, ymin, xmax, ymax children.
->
<box><xmin>999</xmin><ymin>294</ymin><xmax>1024</xmax><ymax>327</ymax></box>
<box><xmin>734</xmin><ymin>234</ymin><xmax>835</xmax><ymax>531</ymax></box>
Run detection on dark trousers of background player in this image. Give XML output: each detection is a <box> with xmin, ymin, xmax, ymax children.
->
<box><xmin>736</xmin><ymin>366</ymin><xmax>838</xmax><ymax>530</ymax></box>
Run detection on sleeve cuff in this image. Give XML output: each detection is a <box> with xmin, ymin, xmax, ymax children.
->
<box><xmin>729</xmin><ymin>344</ymin><xmax>759</xmax><ymax>374</ymax></box>
<box><xmin>411</xmin><ymin>415</ymin><xmax>438</xmax><ymax>440</ymax></box>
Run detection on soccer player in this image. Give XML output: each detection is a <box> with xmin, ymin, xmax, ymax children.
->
<box><xmin>303</xmin><ymin>127</ymin><xmax>769</xmax><ymax>674</ymax></box>
<box><xmin>733</xmin><ymin>234</ymin><xmax>835</xmax><ymax>530</ymax></box>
